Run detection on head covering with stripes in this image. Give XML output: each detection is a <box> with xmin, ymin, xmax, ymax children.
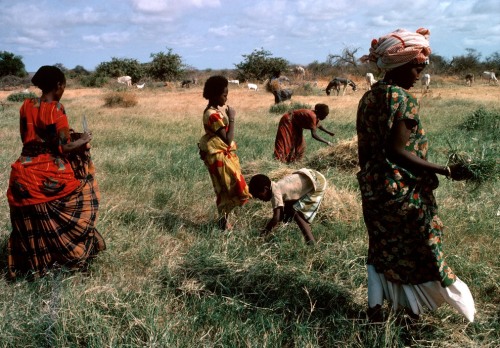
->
<box><xmin>360</xmin><ymin>28</ymin><xmax>431</xmax><ymax>71</ymax></box>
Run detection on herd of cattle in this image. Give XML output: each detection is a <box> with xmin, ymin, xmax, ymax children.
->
<box><xmin>115</xmin><ymin>69</ymin><xmax>498</xmax><ymax>95</ymax></box>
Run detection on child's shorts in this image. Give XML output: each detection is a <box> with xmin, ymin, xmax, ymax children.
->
<box><xmin>292</xmin><ymin>169</ymin><xmax>327</xmax><ymax>223</ymax></box>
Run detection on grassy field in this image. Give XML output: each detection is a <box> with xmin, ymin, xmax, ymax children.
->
<box><xmin>0</xmin><ymin>78</ymin><xmax>499</xmax><ymax>347</ymax></box>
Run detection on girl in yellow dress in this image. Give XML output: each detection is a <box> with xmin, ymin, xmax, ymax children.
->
<box><xmin>198</xmin><ymin>76</ymin><xmax>250</xmax><ymax>230</ymax></box>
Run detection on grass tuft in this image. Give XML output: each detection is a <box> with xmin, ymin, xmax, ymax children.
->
<box><xmin>103</xmin><ymin>91</ymin><xmax>138</xmax><ymax>107</ymax></box>
<box><xmin>7</xmin><ymin>91</ymin><xmax>37</xmax><ymax>102</ymax></box>
<box><xmin>269</xmin><ymin>101</ymin><xmax>312</xmax><ymax>114</ymax></box>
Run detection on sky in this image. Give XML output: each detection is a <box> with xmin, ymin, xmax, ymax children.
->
<box><xmin>1</xmin><ymin>0</ymin><xmax>499</xmax><ymax>72</ymax></box>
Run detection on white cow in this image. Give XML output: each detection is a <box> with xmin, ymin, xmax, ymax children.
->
<box><xmin>421</xmin><ymin>73</ymin><xmax>431</xmax><ymax>92</ymax></box>
<box><xmin>117</xmin><ymin>76</ymin><xmax>132</xmax><ymax>87</ymax></box>
<box><xmin>247</xmin><ymin>83</ymin><xmax>258</xmax><ymax>91</ymax></box>
<box><xmin>482</xmin><ymin>71</ymin><xmax>498</xmax><ymax>85</ymax></box>
<box><xmin>228</xmin><ymin>79</ymin><xmax>240</xmax><ymax>86</ymax></box>
<box><xmin>365</xmin><ymin>73</ymin><xmax>376</xmax><ymax>90</ymax></box>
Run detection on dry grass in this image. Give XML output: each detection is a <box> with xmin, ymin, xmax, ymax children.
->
<box><xmin>0</xmin><ymin>80</ymin><xmax>499</xmax><ymax>347</ymax></box>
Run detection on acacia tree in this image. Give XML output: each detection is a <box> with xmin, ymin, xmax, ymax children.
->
<box><xmin>449</xmin><ymin>48</ymin><xmax>481</xmax><ymax>75</ymax></box>
<box><xmin>327</xmin><ymin>47</ymin><xmax>360</xmax><ymax>68</ymax></box>
<box><xmin>235</xmin><ymin>48</ymin><xmax>289</xmax><ymax>81</ymax></box>
<box><xmin>0</xmin><ymin>51</ymin><xmax>27</xmax><ymax>77</ymax></box>
<box><xmin>147</xmin><ymin>48</ymin><xmax>185</xmax><ymax>81</ymax></box>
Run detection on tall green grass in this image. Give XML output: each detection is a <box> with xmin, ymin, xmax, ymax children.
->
<box><xmin>0</xmin><ymin>89</ymin><xmax>498</xmax><ymax>347</ymax></box>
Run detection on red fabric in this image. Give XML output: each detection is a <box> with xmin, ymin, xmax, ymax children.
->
<box><xmin>274</xmin><ymin>109</ymin><xmax>317</xmax><ymax>163</ymax></box>
<box><xmin>7</xmin><ymin>98</ymin><xmax>80</xmax><ymax>207</ymax></box>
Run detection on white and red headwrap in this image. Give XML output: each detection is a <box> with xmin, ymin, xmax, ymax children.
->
<box><xmin>360</xmin><ymin>28</ymin><xmax>431</xmax><ymax>70</ymax></box>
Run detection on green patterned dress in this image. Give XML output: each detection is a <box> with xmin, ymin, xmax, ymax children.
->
<box><xmin>356</xmin><ymin>82</ymin><xmax>456</xmax><ymax>287</ymax></box>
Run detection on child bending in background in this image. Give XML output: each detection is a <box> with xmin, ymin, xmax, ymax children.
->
<box><xmin>249</xmin><ymin>168</ymin><xmax>327</xmax><ymax>244</ymax></box>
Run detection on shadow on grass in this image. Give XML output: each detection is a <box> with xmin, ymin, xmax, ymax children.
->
<box><xmin>153</xmin><ymin>211</ymin><xmax>219</xmax><ymax>235</ymax></box>
<box><xmin>160</xmin><ymin>246</ymin><xmax>361</xmax><ymax>321</ymax></box>
<box><xmin>0</xmin><ymin>235</ymin><xmax>9</xmax><ymax>277</ymax></box>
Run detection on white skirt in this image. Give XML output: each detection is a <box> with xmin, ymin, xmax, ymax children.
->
<box><xmin>367</xmin><ymin>264</ymin><xmax>476</xmax><ymax>322</ymax></box>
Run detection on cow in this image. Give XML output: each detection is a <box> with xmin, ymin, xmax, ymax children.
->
<box><xmin>117</xmin><ymin>76</ymin><xmax>132</xmax><ymax>87</ymax></box>
<box><xmin>247</xmin><ymin>83</ymin><xmax>258</xmax><ymax>91</ymax></box>
<box><xmin>421</xmin><ymin>73</ymin><xmax>431</xmax><ymax>92</ymax></box>
<box><xmin>465</xmin><ymin>73</ymin><xmax>474</xmax><ymax>87</ymax></box>
<box><xmin>228</xmin><ymin>79</ymin><xmax>240</xmax><ymax>86</ymax></box>
<box><xmin>326</xmin><ymin>78</ymin><xmax>357</xmax><ymax>96</ymax></box>
<box><xmin>365</xmin><ymin>73</ymin><xmax>376</xmax><ymax>90</ymax></box>
<box><xmin>482</xmin><ymin>71</ymin><xmax>498</xmax><ymax>85</ymax></box>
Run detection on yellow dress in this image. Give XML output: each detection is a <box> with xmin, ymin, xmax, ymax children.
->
<box><xmin>198</xmin><ymin>106</ymin><xmax>250</xmax><ymax>215</ymax></box>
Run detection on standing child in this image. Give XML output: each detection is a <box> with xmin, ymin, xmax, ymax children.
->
<box><xmin>198</xmin><ymin>76</ymin><xmax>251</xmax><ymax>230</ymax></box>
<box><xmin>248</xmin><ymin>168</ymin><xmax>327</xmax><ymax>244</ymax></box>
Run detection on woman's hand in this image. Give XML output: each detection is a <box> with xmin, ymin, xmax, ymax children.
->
<box><xmin>449</xmin><ymin>163</ymin><xmax>473</xmax><ymax>181</ymax></box>
<box><xmin>226</xmin><ymin>106</ymin><xmax>236</xmax><ymax>122</ymax></box>
<box><xmin>81</xmin><ymin>132</ymin><xmax>93</xmax><ymax>144</ymax></box>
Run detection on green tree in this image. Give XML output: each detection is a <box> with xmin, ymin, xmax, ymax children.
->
<box><xmin>449</xmin><ymin>48</ymin><xmax>481</xmax><ymax>75</ymax></box>
<box><xmin>0</xmin><ymin>51</ymin><xmax>27</xmax><ymax>77</ymax></box>
<box><xmin>147</xmin><ymin>48</ymin><xmax>185</xmax><ymax>81</ymax></box>
<box><xmin>235</xmin><ymin>48</ymin><xmax>289</xmax><ymax>81</ymax></box>
<box><xmin>428</xmin><ymin>53</ymin><xmax>450</xmax><ymax>74</ymax></box>
<box><xmin>95</xmin><ymin>57</ymin><xmax>143</xmax><ymax>82</ymax></box>
<box><xmin>306</xmin><ymin>60</ymin><xmax>337</xmax><ymax>79</ymax></box>
<box><xmin>72</xmin><ymin>65</ymin><xmax>90</xmax><ymax>75</ymax></box>
<box><xmin>54</xmin><ymin>63</ymin><xmax>68</xmax><ymax>73</ymax></box>
<box><xmin>484</xmin><ymin>52</ymin><xmax>500</xmax><ymax>73</ymax></box>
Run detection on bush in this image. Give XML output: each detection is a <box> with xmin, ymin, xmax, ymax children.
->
<box><xmin>79</xmin><ymin>73</ymin><xmax>108</xmax><ymax>88</ymax></box>
<box><xmin>103</xmin><ymin>91</ymin><xmax>138</xmax><ymax>108</ymax></box>
<box><xmin>460</xmin><ymin>107</ymin><xmax>500</xmax><ymax>133</ymax></box>
<box><xmin>7</xmin><ymin>91</ymin><xmax>37</xmax><ymax>102</ymax></box>
<box><xmin>0</xmin><ymin>75</ymin><xmax>31</xmax><ymax>88</ymax></box>
<box><xmin>269</xmin><ymin>101</ymin><xmax>311</xmax><ymax>114</ymax></box>
<box><xmin>235</xmin><ymin>48</ymin><xmax>289</xmax><ymax>82</ymax></box>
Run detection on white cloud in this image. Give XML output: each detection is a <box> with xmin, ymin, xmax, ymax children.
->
<box><xmin>208</xmin><ymin>25</ymin><xmax>232</xmax><ymax>37</ymax></box>
<box><xmin>130</xmin><ymin>0</ymin><xmax>220</xmax><ymax>14</ymax></box>
<box><xmin>82</xmin><ymin>32</ymin><xmax>131</xmax><ymax>45</ymax></box>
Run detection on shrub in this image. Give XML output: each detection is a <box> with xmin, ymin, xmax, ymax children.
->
<box><xmin>103</xmin><ymin>91</ymin><xmax>138</xmax><ymax>108</ymax></box>
<box><xmin>7</xmin><ymin>91</ymin><xmax>37</xmax><ymax>102</ymax></box>
<box><xmin>459</xmin><ymin>107</ymin><xmax>500</xmax><ymax>133</ymax></box>
<box><xmin>293</xmin><ymin>82</ymin><xmax>323</xmax><ymax>96</ymax></box>
<box><xmin>79</xmin><ymin>73</ymin><xmax>108</xmax><ymax>88</ymax></box>
<box><xmin>269</xmin><ymin>101</ymin><xmax>311</xmax><ymax>114</ymax></box>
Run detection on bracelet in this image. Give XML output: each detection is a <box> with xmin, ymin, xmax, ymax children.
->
<box><xmin>444</xmin><ymin>166</ymin><xmax>451</xmax><ymax>178</ymax></box>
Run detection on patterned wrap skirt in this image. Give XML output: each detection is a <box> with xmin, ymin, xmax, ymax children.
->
<box><xmin>7</xmin><ymin>140</ymin><xmax>105</xmax><ymax>280</ymax></box>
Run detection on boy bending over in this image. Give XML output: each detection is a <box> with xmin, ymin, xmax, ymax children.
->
<box><xmin>249</xmin><ymin>168</ymin><xmax>327</xmax><ymax>244</ymax></box>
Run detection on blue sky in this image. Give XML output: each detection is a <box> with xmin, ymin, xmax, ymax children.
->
<box><xmin>1</xmin><ymin>0</ymin><xmax>499</xmax><ymax>72</ymax></box>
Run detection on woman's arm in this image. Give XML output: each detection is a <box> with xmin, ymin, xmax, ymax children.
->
<box><xmin>216</xmin><ymin>106</ymin><xmax>236</xmax><ymax>145</ymax></box>
<box><xmin>60</xmin><ymin>132</ymin><xmax>92</xmax><ymax>154</ymax></box>
<box><xmin>387</xmin><ymin>120</ymin><xmax>450</xmax><ymax>176</ymax></box>
<box><xmin>311</xmin><ymin>128</ymin><xmax>333</xmax><ymax>146</ymax></box>
<box><xmin>318</xmin><ymin>124</ymin><xmax>335</xmax><ymax>136</ymax></box>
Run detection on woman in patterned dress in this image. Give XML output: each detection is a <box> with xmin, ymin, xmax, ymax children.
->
<box><xmin>357</xmin><ymin>29</ymin><xmax>475</xmax><ymax>322</ymax></box>
<box><xmin>6</xmin><ymin>65</ymin><xmax>105</xmax><ymax>280</ymax></box>
<box><xmin>198</xmin><ymin>76</ymin><xmax>250</xmax><ymax>230</ymax></box>
<box><xmin>274</xmin><ymin>104</ymin><xmax>334</xmax><ymax>163</ymax></box>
